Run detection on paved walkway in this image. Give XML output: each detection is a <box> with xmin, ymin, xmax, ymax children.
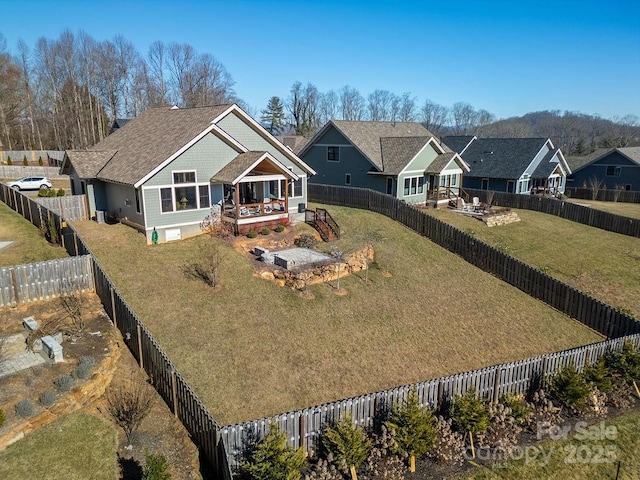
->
<box><xmin>0</xmin><ymin>333</ymin><xmax>47</xmax><ymax>379</ymax></box>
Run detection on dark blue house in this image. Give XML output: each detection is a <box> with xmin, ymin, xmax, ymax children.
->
<box><xmin>567</xmin><ymin>147</ymin><xmax>640</xmax><ymax>191</ymax></box>
<box><xmin>442</xmin><ymin>136</ymin><xmax>570</xmax><ymax>195</ymax></box>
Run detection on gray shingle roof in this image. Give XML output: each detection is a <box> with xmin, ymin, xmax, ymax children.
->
<box><xmin>441</xmin><ymin>136</ymin><xmax>476</xmax><ymax>154</ymax></box>
<box><xmin>92</xmin><ymin>105</ymin><xmax>232</xmax><ymax>185</ymax></box>
<box><xmin>618</xmin><ymin>147</ymin><xmax>640</xmax><ymax>165</ymax></box>
<box><xmin>379</xmin><ymin>136</ymin><xmax>431</xmax><ymax>175</ymax></box>
<box><xmin>210</xmin><ymin>152</ymin><xmax>266</xmax><ymax>184</ymax></box>
<box><xmin>425</xmin><ymin>152</ymin><xmax>458</xmax><ymax>174</ymax></box>
<box><xmin>331</xmin><ymin>121</ymin><xmax>447</xmax><ymax>171</ymax></box>
<box><xmin>461</xmin><ymin>138</ymin><xmax>549</xmax><ymax>179</ymax></box>
<box><xmin>531</xmin><ymin>148</ymin><xmax>561</xmax><ymax>178</ymax></box>
<box><xmin>566</xmin><ymin>148</ymin><xmax>611</xmax><ymax>172</ymax></box>
<box><xmin>65</xmin><ymin>150</ymin><xmax>118</xmax><ymax>178</ymax></box>
<box><xmin>276</xmin><ymin>135</ymin><xmax>309</xmax><ymax>154</ymax></box>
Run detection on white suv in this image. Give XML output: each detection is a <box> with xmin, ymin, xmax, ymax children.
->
<box><xmin>7</xmin><ymin>176</ymin><xmax>53</xmax><ymax>191</ymax></box>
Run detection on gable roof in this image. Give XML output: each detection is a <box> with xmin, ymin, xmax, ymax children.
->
<box><xmin>94</xmin><ymin>105</ymin><xmax>233</xmax><ymax>185</ymax></box>
<box><xmin>460</xmin><ymin>138</ymin><xmax>551</xmax><ymax>179</ymax></box>
<box><xmin>62</xmin><ymin>150</ymin><xmax>118</xmax><ymax>178</ymax></box>
<box><xmin>300</xmin><ymin>120</ymin><xmax>447</xmax><ymax>172</ymax></box>
<box><xmin>531</xmin><ymin>148</ymin><xmax>564</xmax><ymax>178</ymax></box>
<box><xmin>210</xmin><ymin>151</ymin><xmax>298</xmax><ymax>185</ymax></box>
<box><xmin>379</xmin><ymin>136</ymin><xmax>432</xmax><ymax>175</ymax></box>
<box><xmin>441</xmin><ymin>135</ymin><xmax>476</xmax><ymax>154</ymax></box>
<box><xmin>568</xmin><ymin>147</ymin><xmax>640</xmax><ymax>174</ymax></box>
<box><xmin>425</xmin><ymin>152</ymin><xmax>463</xmax><ymax>174</ymax></box>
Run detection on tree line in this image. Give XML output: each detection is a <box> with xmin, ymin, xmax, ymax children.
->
<box><xmin>0</xmin><ymin>30</ymin><xmax>238</xmax><ymax>151</ymax></box>
<box><xmin>1</xmin><ymin>29</ymin><xmax>637</xmax><ymax>156</ymax></box>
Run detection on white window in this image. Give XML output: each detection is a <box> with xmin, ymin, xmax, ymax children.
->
<box><xmin>403</xmin><ymin>176</ymin><xmax>425</xmax><ymax>196</ymax></box>
<box><xmin>160</xmin><ymin>170</ymin><xmax>209</xmax><ymax>213</ymax></box>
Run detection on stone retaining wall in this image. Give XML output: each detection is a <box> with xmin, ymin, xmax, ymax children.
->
<box><xmin>484</xmin><ymin>211</ymin><xmax>521</xmax><ymax>227</ymax></box>
<box><xmin>261</xmin><ymin>245</ymin><xmax>374</xmax><ymax>290</ymax></box>
<box><xmin>0</xmin><ymin>331</ymin><xmax>122</xmax><ymax>451</ymax></box>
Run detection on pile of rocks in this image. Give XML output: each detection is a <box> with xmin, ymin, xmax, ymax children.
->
<box><xmin>483</xmin><ymin>211</ymin><xmax>521</xmax><ymax>227</ymax></box>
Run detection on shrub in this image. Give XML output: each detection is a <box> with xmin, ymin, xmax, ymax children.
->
<box><xmin>56</xmin><ymin>188</ymin><xmax>65</xmax><ymax>196</ymax></box>
<box><xmin>604</xmin><ymin>342</ymin><xmax>640</xmax><ymax>389</ymax></box>
<box><xmin>72</xmin><ymin>356</ymin><xmax>95</xmax><ymax>380</ymax></box>
<box><xmin>385</xmin><ymin>389</ymin><xmax>436</xmax><ymax>472</ymax></box>
<box><xmin>38</xmin><ymin>187</ymin><xmax>49</xmax><ymax>197</ymax></box>
<box><xmin>15</xmin><ymin>399</ymin><xmax>34</xmax><ymax>418</ymax></box>
<box><xmin>54</xmin><ymin>374</ymin><xmax>74</xmax><ymax>393</ymax></box>
<box><xmin>246</xmin><ymin>230</ymin><xmax>258</xmax><ymax>239</ymax></box>
<box><xmin>261</xmin><ymin>227</ymin><xmax>271</xmax><ymax>235</ymax></box>
<box><xmin>500</xmin><ymin>394</ymin><xmax>532</xmax><ymax>426</ymax></box>
<box><xmin>0</xmin><ymin>408</ymin><xmax>5</xmax><ymax>427</ymax></box>
<box><xmin>476</xmin><ymin>402</ymin><xmax>522</xmax><ymax>460</ymax></box>
<box><xmin>142</xmin><ymin>451</ymin><xmax>171</xmax><ymax>480</ymax></box>
<box><xmin>428</xmin><ymin>416</ymin><xmax>465</xmax><ymax>465</ymax></box>
<box><xmin>294</xmin><ymin>233</ymin><xmax>317</xmax><ymax>249</ymax></box>
<box><xmin>548</xmin><ymin>364</ymin><xmax>590</xmax><ymax>413</ymax></box>
<box><xmin>583</xmin><ymin>358</ymin><xmax>613</xmax><ymax>394</ymax></box>
<box><xmin>450</xmin><ymin>389</ymin><xmax>489</xmax><ymax>458</ymax></box>
<box><xmin>24</xmin><ymin>376</ymin><xmax>36</xmax><ymax>387</ymax></box>
<box><xmin>322</xmin><ymin>414</ymin><xmax>371</xmax><ymax>478</ymax></box>
<box><xmin>522</xmin><ymin>389</ymin><xmax>562</xmax><ymax>432</ymax></box>
<box><xmin>275</xmin><ymin>224</ymin><xmax>285</xmax><ymax>233</ymax></box>
<box><xmin>304</xmin><ymin>458</ymin><xmax>342</xmax><ymax>480</ymax></box>
<box><xmin>39</xmin><ymin>390</ymin><xmax>57</xmax><ymax>406</ymax></box>
<box><xmin>7</xmin><ymin>156</ymin><xmax>12</xmax><ymax>165</ymax></box>
<box><xmin>241</xmin><ymin>425</ymin><xmax>306</xmax><ymax>480</ymax></box>
<box><xmin>23</xmin><ymin>155</ymin><xmax>28</xmax><ymax>166</ymax></box>
<box><xmin>106</xmin><ymin>378</ymin><xmax>155</xmax><ymax>445</ymax></box>
<box><xmin>38</xmin><ymin>156</ymin><xmax>44</xmax><ymax>166</ymax></box>
<box><xmin>361</xmin><ymin>426</ymin><xmax>406</xmax><ymax>479</ymax></box>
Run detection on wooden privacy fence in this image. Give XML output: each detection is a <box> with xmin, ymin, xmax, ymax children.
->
<box><xmin>0</xmin><ymin>255</ymin><xmax>94</xmax><ymax>307</ymax></box>
<box><xmin>0</xmin><ymin>165</ymin><xmax>65</xmax><ymax>179</ymax></box>
<box><xmin>308</xmin><ymin>184</ymin><xmax>640</xmax><ymax>339</ymax></box>
<box><xmin>220</xmin><ymin>334</ymin><xmax>640</xmax><ymax>467</ymax></box>
<box><xmin>463</xmin><ymin>188</ymin><xmax>640</xmax><ymax>238</ymax></box>
<box><xmin>37</xmin><ymin>195</ymin><xmax>88</xmax><ymax>221</ymax></box>
<box><xmin>565</xmin><ymin>187</ymin><xmax>640</xmax><ymax>204</ymax></box>
<box><xmin>3</xmin><ymin>181</ymin><xmax>640</xmax><ymax>477</ymax></box>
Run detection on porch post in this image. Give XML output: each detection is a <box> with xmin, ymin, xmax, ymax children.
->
<box><xmin>234</xmin><ymin>183</ymin><xmax>240</xmax><ymax>220</ymax></box>
<box><xmin>285</xmin><ymin>180</ymin><xmax>289</xmax><ymax>213</ymax></box>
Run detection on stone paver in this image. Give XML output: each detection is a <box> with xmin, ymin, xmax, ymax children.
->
<box><xmin>0</xmin><ymin>347</ymin><xmax>47</xmax><ymax>379</ymax></box>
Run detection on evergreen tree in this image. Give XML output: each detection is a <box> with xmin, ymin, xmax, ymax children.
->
<box><xmin>261</xmin><ymin>96</ymin><xmax>285</xmax><ymax>134</ymax></box>
<box><xmin>385</xmin><ymin>389</ymin><xmax>436</xmax><ymax>472</ymax></box>
<box><xmin>322</xmin><ymin>414</ymin><xmax>371</xmax><ymax>480</ymax></box>
<box><xmin>23</xmin><ymin>155</ymin><xmax>28</xmax><ymax>165</ymax></box>
<box><xmin>242</xmin><ymin>425</ymin><xmax>307</xmax><ymax>480</ymax></box>
<box><xmin>142</xmin><ymin>451</ymin><xmax>171</xmax><ymax>480</ymax></box>
<box><xmin>605</xmin><ymin>341</ymin><xmax>640</xmax><ymax>396</ymax></box>
<box><xmin>548</xmin><ymin>364</ymin><xmax>590</xmax><ymax>412</ymax></box>
<box><xmin>450</xmin><ymin>389</ymin><xmax>489</xmax><ymax>458</ymax></box>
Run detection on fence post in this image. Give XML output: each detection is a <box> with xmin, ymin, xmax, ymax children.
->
<box><xmin>136</xmin><ymin>323</ymin><xmax>144</xmax><ymax>369</ymax></box>
<box><xmin>73</xmin><ymin>232</ymin><xmax>79</xmax><ymax>256</ymax></box>
<box><xmin>171</xmin><ymin>369</ymin><xmax>178</xmax><ymax>417</ymax></box>
<box><xmin>110</xmin><ymin>286</ymin><xmax>117</xmax><ymax>329</ymax></box>
<box><xmin>9</xmin><ymin>267</ymin><xmax>20</xmax><ymax>305</ymax></box>
<box><xmin>492</xmin><ymin>368</ymin><xmax>502</xmax><ymax>403</ymax></box>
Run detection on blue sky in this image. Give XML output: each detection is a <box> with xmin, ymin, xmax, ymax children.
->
<box><xmin>2</xmin><ymin>0</ymin><xmax>639</xmax><ymax>120</ymax></box>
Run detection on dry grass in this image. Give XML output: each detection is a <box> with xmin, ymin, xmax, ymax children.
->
<box><xmin>566</xmin><ymin>199</ymin><xmax>640</xmax><ymax>219</ymax></box>
<box><xmin>0</xmin><ymin>412</ymin><xmax>117</xmax><ymax>479</ymax></box>
<box><xmin>71</xmin><ymin>205</ymin><xmax>601</xmax><ymax>425</ymax></box>
<box><xmin>427</xmin><ymin>208</ymin><xmax>640</xmax><ymax>318</ymax></box>
<box><xmin>0</xmin><ymin>201</ymin><xmax>68</xmax><ymax>267</ymax></box>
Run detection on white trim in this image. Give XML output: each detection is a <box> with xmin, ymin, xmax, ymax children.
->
<box><xmin>402</xmin><ymin>175</ymin><xmax>425</xmax><ymax>197</ymax></box>
<box><xmin>226</xmin><ymin>152</ymin><xmax>298</xmax><ymax>185</ymax></box>
<box><xmin>237</xmin><ymin>174</ymin><xmax>287</xmax><ymax>184</ymax></box>
<box><xmin>235</xmin><ymin>212</ymin><xmax>289</xmax><ymax>225</ymax></box>
<box><xmin>458</xmin><ymin>136</ymin><xmax>477</xmax><ymax>155</ymax></box>
<box><xmin>402</xmin><ymin>169</ymin><xmax>428</xmax><ymax>174</ymax></box>
<box><xmin>212</xmin><ymin>104</ymin><xmax>317</xmax><ymax>175</ymax></box>
<box><xmin>145</xmin><ymin>219</ymin><xmax>205</xmax><ymax>231</ymax></box>
<box><xmin>312</xmin><ymin>143</ymin><xmax>355</xmax><ymax>148</ymax></box>
<box><xmin>171</xmin><ymin>169</ymin><xmax>197</xmax><ymax>183</ymax></box>
<box><xmin>134</xmin><ymin>124</ymin><xmax>246</xmax><ymax>188</ymax></box>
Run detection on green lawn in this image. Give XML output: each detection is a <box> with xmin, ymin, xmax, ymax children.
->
<box><xmin>463</xmin><ymin>409</ymin><xmax>640</xmax><ymax>479</ymax></box>
<box><xmin>566</xmin><ymin>199</ymin><xmax>640</xmax><ymax>219</ymax></box>
<box><xmin>0</xmin><ymin>412</ymin><xmax>118</xmax><ymax>479</ymax></box>
<box><xmin>427</xmin><ymin>208</ymin><xmax>640</xmax><ymax>318</ymax></box>
<box><xmin>0</xmin><ymin>201</ymin><xmax>68</xmax><ymax>267</ymax></box>
<box><xmin>71</xmin><ymin>205</ymin><xmax>601</xmax><ymax>425</ymax></box>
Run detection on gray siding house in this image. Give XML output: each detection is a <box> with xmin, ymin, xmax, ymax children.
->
<box><xmin>443</xmin><ymin>136</ymin><xmax>571</xmax><ymax>195</ymax></box>
<box><xmin>299</xmin><ymin>121</ymin><xmax>469</xmax><ymax>207</ymax></box>
<box><xmin>567</xmin><ymin>147</ymin><xmax>640</xmax><ymax>191</ymax></box>
<box><xmin>61</xmin><ymin>104</ymin><xmax>315</xmax><ymax>243</ymax></box>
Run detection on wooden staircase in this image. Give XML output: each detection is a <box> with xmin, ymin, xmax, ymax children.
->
<box><xmin>305</xmin><ymin>208</ymin><xmax>340</xmax><ymax>242</ymax></box>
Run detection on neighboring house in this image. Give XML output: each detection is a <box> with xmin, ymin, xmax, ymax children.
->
<box><xmin>276</xmin><ymin>135</ymin><xmax>310</xmax><ymax>155</ymax></box>
<box><xmin>567</xmin><ymin>147</ymin><xmax>640</xmax><ymax>191</ymax></box>
<box><xmin>61</xmin><ymin>104</ymin><xmax>315</xmax><ymax>243</ymax></box>
<box><xmin>443</xmin><ymin>136</ymin><xmax>570</xmax><ymax>195</ymax></box>
<box><xmin>109</xmin><ymin>118</ymin><xmax>131</xmax><ymax>134</ymax></box>
<box><xmin>299</xmin><ymin>121</ymin><xmax>469</xmax><ymax>206</ymax></box>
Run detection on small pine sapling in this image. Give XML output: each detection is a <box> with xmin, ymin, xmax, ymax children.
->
<box><xmin>385</xmin><ymin>389</ymin><xmax>437</xmax><ymax>472</ymax></box>
<box><xmin>241</xmin><ymin>425</ymin><xmax>307</xmax><ymax>480</ymax></box>
<box><xmin>605</xmin><ymin>342</ymin><xmax>640</xmax><ymax>398</ymax></box>
<box><xmin>548</xmin><ymin>364</ymin><xmax>590</xmax><ymax>413</ymax></box>
<box><xmin>322</xmin><ymin>414</ymin><xmax>371</xmax><ymax>480</ymax></box>
<box><xmin>450</xmin><ymin>389</ymin><xmax>489</xmax><ymax>458</ymax></box>
<box><xmin>583</xmin><ymin>358</ymin><xmax>613</xmax><ymax>394</ymax></box>
<box><xmin>142</xmin><ymin>450</ymin><xmax>172</xmax><ymax>480</ymax></box>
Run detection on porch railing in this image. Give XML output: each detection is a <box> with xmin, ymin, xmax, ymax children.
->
<box><xmin>224</xmin><ymin>200</ymin><xmax>287</xmax><ymax>219</ymax></box>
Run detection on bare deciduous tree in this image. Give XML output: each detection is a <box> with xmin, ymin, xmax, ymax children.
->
<box><xmin>339</xmin><ymin>85</ymin><xmax>365</xmax><ymax>121</ymax></box>
<box><xmin>420</xmin><ymin>99</ymin><xmax>449</xmax><ymax>135</ymax></box>
<box><xmin>287</xmin><ymin>81</ymin><xmax>320</xmax><ymax>136</ymax></box>
<box><xmin>106</xmin><ymin>376</ymin><xmax>155</xmax><ymax>445</ymax></box>
<box><xmin>367</xmin><ymin>89</ymin><xmax>393</xmax><ymax>121</ymax></box>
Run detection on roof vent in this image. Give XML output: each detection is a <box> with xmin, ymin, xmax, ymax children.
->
<box><xmin>170</xmin><ymin>105</ymin><xmax>179</xmax><ymax>110</ymax></box>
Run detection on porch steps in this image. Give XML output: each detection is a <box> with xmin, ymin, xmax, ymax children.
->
<box><xmin>305</xmin><ymin>208</ymin><xmax>340</xmax><ymax>242</ymax></box>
